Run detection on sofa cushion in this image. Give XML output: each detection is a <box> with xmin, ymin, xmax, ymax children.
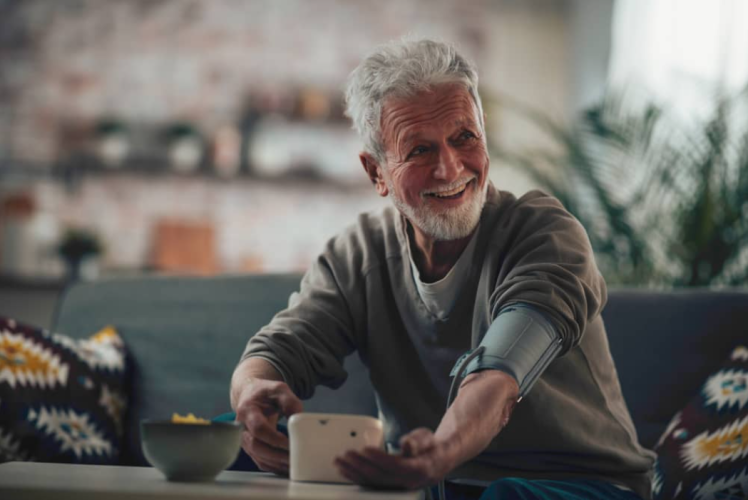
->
<box><xmin>603</xmin><ymin>289</ymin><xmax>748</xmax><ymax>449</ymax></box>
<box><xmin>652</xmin><ymin>345</ymin><xmax>748</xmax><ymax>499</ymax></box>
<box><xmin>0</xmin><ymin>317</ymin><xmax>130</xmax><ymax>464</ymax></box>
<box><xmin>52</xmin><ymin>274</ymin><xmax>378</xmax><ymax>466</ymax></box>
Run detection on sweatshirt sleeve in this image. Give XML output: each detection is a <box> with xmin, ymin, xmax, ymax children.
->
<box><xmin>239</xmin><ymin>235</ymin><xmax>364</xmax><ymax>400</ymax></box>
<box><xmin>488</xmin><ymin>191</ymin><xmax>607</xmax><ymax>354</ymax></box>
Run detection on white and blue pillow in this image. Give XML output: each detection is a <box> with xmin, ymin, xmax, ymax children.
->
<box><xmin>0</xmin><ymin>317</ymin><xmax>130</xmax><ymax>464</ymax></box>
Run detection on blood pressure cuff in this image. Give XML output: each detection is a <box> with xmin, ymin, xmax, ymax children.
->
<box><xmin>450</xmin><ymin>304</ymin><xmax>562</xmax><ymax>397</ymax></box>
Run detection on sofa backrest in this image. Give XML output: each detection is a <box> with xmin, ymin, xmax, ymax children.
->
<box><xmin>54</xmin><ymin>275</ymin><xmax>748</xmax><ymax>463</ymax></box>
<box><xmin>601</xmin><ymin>288</ymin><xmax>748</xmax><ymax>449</ymax></box>
<box><xmin>53</xmin><ymin>273</ymin><xmax>376</xmax><ymax>466</ymax></box>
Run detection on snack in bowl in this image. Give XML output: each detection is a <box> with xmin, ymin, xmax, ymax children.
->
<box><xmin>171</xmin><ymin>412</ymin><xmax>210</xmax><ymax>425</ymax></box>
<box><xmin>140</xmin><ymin>415</ymin><xmax>242</xmax><ymax>482</ymax></box>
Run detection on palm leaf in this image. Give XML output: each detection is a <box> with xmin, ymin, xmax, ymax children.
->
<box><xmin>486</xmin><ymin>87</ymin><xmax>748</xmax><ymax>287</ymax></box>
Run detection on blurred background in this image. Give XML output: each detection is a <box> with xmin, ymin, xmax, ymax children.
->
<box><xmin>1</xmin><ymin>0</ymin><xmax>747</xmax><ymax>327</ymax></box>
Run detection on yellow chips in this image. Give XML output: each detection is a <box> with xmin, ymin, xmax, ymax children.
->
<box><xmin>171</xmin><ymin>412</ymin><xmax>210</xmax><ymax>425</ymax></box>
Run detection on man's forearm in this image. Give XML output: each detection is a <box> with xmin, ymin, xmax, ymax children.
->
<box><xmin>434</xmin><ymin>369</ymin><xmax>519</xmax><ymax>471</ymax></box>
<box><xmin>230</xmin><ymin>357</ymin><xmax>285</xmax><ymax>411</ymax></box>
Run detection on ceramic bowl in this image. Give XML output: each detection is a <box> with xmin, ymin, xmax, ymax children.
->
<box><xmin>140</xmin><ymin>420</ymin><xmax>242</xmax><ymax>482</ymax></box>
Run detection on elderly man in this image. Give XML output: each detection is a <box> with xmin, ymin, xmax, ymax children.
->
<box><xmin>229</xmin><ymin>39</ymin><xmax>655</xmax><ymax>500</ymax></box>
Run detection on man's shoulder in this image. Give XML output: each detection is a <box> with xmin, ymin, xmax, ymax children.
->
<box><xmin>478</xmin><ymin>188</ymin><xmax>584</xmax><ymax>251</ymax></box>
<box><xmin>486</xmin><ymin>188</ymin><xmax>570</xmax><ymax>225</ymax></box>
<box><xmin>333</xmin><ymin>205</ymin><xmax>399</xmax><ymax>243</ymax></box>
<box><xmin>323</xmin><ymin>205</ymin><xmax>403</xmax><ymax>273</ymax></box>
<box><xmin>513</xmin><ymin>189</ymin><xmax>565</xmax><ymax>209</ymax></box>
<box><xmin>490</xmin><ymin>187</ymin><xmax>559</xmax><ymax>209</ymax></box>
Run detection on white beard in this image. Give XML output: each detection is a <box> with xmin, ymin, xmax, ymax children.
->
<box><xmin>386</xmin><ymin>178</ymin><xmax>487</xmax><ymax>241</ymax></box>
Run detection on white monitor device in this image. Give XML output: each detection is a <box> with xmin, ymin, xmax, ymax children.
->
<box><xmin>288</xmin><ymin>413</ymin><xmax>384</xmax><ymax>484</ymax></box>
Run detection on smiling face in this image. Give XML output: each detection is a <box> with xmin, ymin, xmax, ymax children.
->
<box><xmin>361</xmin><ymin>84</ymin><xmax>490</xmax><ymax>242</ymax></box>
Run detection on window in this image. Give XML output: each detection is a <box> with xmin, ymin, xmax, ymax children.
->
<box><xmin>608</xmin><ymin>0</ymin><xmax>748</xmax><ymax>118</ymax></box>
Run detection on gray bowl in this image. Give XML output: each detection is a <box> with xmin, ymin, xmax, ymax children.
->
<box><xmin>141</xmin><ymin>420</ymin><xmax>243</xmax><ymax>482</ymax></box>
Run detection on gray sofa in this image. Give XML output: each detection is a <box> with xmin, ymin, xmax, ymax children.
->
<box><xmin>53</xmin><ymin>274</ymin><xmax>748</xmax><ymax>467</ymax></box>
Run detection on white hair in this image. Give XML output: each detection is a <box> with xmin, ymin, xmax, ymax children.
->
<box><xmin>344</xmin><ymin>38</ymin><xmax>484</xmax><ymax>163</ymax></box>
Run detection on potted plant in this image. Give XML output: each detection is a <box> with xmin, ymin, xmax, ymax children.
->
<box><xmin>57</xmin><ymin>228</ymin><xmax>103</xmax><ymax>281</ymax></box>
<box><xmin>95</xmin><ymin>118</ymin><xmax>130</xmax><ymax>168</ymax></box>
<box><xmin>490</xmin><ymin>86</ymin><xmax>748</xmax><ymax>287</ymax></box>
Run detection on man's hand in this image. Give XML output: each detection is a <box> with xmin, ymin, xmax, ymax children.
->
<box><xmin>334</xmin><ymin>370</ymin><xmax>518</xmax><ymax>490</ymax></box>
<box><xmin>231</xmin><ymin>358</ymin><xmax>303</xmax><ymax>476</ymax></box>
<box><xmin>234</xmin><ymin>379</ymin><xmax>303</xmax><ymax>475</ymax></box>
<box><xmin>334</xmin><ymin>428</ymin><xmax>453</xmax><ymax>490</ymax></box>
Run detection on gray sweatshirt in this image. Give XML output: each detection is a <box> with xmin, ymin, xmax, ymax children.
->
<box><xmin>242</xmin><ymin>184</ymin><xmax>656</xmax><ymax>498</ymax></box>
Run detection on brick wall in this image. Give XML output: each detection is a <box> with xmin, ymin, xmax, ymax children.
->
<box><xmin>0</xmin><ymin>0</ymin><xmax>574</xmax><ymax>275</ymax></box>
<box><xmin>31</xmin><ymin>174</ymin><xmax>388</xmax><ymax>274</ymax></box>
<box><xmin>0</xmin><ymin>0</ymin><xmax>572</xmax><ymax>162</ymax></box>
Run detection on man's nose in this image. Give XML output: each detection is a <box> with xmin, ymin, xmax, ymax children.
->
<box><xmin>433</xmin><ymin>146</ymin><xmax>463</xmax><ymax>181</ymax></box>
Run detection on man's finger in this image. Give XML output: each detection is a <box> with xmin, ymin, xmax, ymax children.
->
<box><xmin>245</xmin><ymin>409</ymin><xmax>290</xmax><ymax>450</ymax></box>
<box><xmin>359</xmin><ymin>446</ymin><xmax>405</xmax><ymax>467</ymax></box>
<box><xmin>253</xmin><ymin>454</ymin><xmax>288</xmax><ymax>473</ymax></box>
<box><xmin>339</xmin><ymin>451</ymin><xmax>390</xmax><ymax>481</ymax></box>
<box><xmin>358</xmin><ymin>447</ymin><xmax>430</xmax><ymax>481</ymax></box>
<box><xmin>241</xmin><ymin>431</ymin><xmax>290</xmax><ymax>466</ymax></box>
<box><xmin>335</xmin><ymin>457</ymin><xmax>368</xmax><ymax>484</ymax></box>
<box><xmin>400</xmin><ymin>428</ymin><xmax>434</xmax><ymax>457</ymax></box>
<box><xmin>336</xmin><ymin>452</ymin><xmax>404</xmax><ymax>487</ymax></box>
<box><xmin>255</xmin><ymin>458</ymin><xmax>289</xmax><ymax>475</ymax></box>
<box><xmin>273</xmin><ymin>386</ymin><xmax>303</xmax><ymax>416</ymax></box>
<box><xmin>347</xmin><ymin>448</ymin><xmax>420</xmax><ymax>482</ymax></box>
<box><xmin>338</xmin><ymin>458</ymin><xmax>390</xmax><ymax>487</ymax></box>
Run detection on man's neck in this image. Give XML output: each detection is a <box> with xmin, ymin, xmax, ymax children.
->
<box><xmin>409</xmin><ymin>223</ymin><xmax>475</xmax><ymax>283</ymax></box>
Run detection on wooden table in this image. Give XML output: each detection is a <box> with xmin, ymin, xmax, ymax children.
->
<box><xmin>0</xmin><ymin>462</ymin><xmax>424</xmax><ymax>500</ymax></box>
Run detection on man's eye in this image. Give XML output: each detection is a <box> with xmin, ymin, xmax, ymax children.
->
<box><xmin>409</xmin><ymin>146</ymin><xmax>429</xmax><ymax>158</ymax></box>
<box><xmin>459</xmin><ymin>131</ymin><xmax>477</xmax><ymax>141</ymax></box>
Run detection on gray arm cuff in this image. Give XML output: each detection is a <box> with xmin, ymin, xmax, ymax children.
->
<box><xmin>239</xmin><ymin>355</ymin><xmax>291</xmax><ymax>386</ymax></box>
<box><xmin>450</xmin><ymin>304</ymin><xmax>562</xmax><ymax>397</ymax></box>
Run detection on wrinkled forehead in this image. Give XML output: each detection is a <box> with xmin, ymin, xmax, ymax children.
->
<box><xmin>379</xmin><ymin>83</ymin><xmax>481</xmax><ymax>143</ymax></box>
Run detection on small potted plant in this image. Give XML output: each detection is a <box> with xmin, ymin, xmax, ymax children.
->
<box><xmin>95</xmin><ymin>118</ymin><xmax>130</xmax><ymax>168</ymax></box>
<box><xmin>57</xmin><ymin>228</ymin><xmax>103</xmax><ymax>281</ymax></box>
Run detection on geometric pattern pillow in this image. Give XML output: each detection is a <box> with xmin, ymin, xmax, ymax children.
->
<box><xmin>653</xmin><ymin>345</ymin><xmax>748</xmax><ymax>500</ymax></box>
<box><xmin>0</xmin><ymin>317</ymin><xmax>130</xmax><ymax>464</ymax></box>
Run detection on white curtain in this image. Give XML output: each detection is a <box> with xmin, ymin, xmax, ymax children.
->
<box><xmin>608</xmin><ymin>0</ymin><xmax>748</xmax><ymax>117</ymax></box>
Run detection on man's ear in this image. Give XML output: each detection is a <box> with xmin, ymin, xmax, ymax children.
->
<box><xmin>360</xmin><ymin>153</ymin><xmax>388</xmax><ymax>197</ymax></box>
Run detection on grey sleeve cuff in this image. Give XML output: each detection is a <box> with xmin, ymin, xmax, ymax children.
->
<box><xmin>238</xmin><ymin>355</ymin><xmax>291</xmax><ymax>386</ymax></box>
<box><xmin>451</xmin><ymin>304</ymin><xmax>562</xmax><ymax>397</ymax></box>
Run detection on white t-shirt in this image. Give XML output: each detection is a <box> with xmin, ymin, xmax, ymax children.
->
<box><xmin>407</xmin><ymin>228</ymin><xmax>480</xmax><ymax>321</ymax></box>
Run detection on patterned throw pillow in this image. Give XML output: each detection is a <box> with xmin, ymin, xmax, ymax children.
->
<box><xmin>653</xmin><ymin>345</ymin><xmax>748</xmax><ymax>500</ymax></box>
<box><xmin>0</xmin><ymin>317</ymin><xmax>130</xmax><ymax>464</ymax></box>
